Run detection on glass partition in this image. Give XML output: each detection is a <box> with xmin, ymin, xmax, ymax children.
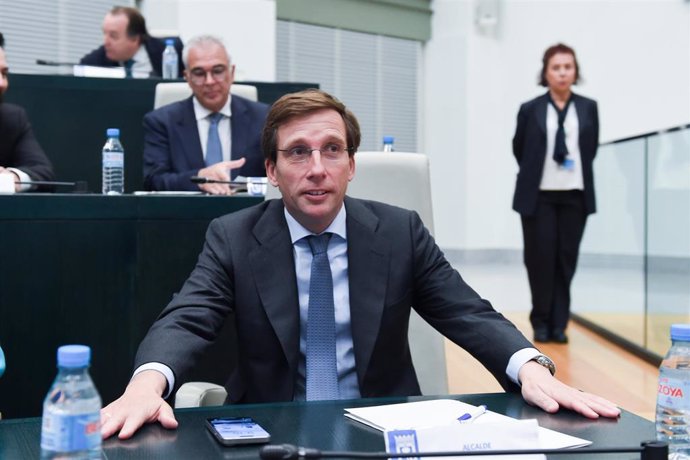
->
<box><xmin>646</xmin><ymin>128</ymin><xmax>690</xmax><ymax>356</ymax></box>
<box><xmin>572</xmin><ymin>139</ymin><xmax>646</xmax><ymax>347</ymax></box>
<box><xmin>572</xmin><ymin>125</ymin><xmax>690</xmax><ymax>361</ymax></box>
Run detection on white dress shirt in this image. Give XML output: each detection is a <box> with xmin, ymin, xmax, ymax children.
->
<box><xmin>125</xmin><ymin>45</ymin><xmax>153</xmax><ymax>78</ymax></box>
<box><xmin>540</xmin><ymin>101</ymin><xmax>585</xmax><ymax>191</ymax></box>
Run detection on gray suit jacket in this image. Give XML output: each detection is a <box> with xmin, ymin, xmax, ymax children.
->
<box><xmin>135</xmin><ymin>197</ymin><xmax>532</xmax><ymax>403</ymax></box>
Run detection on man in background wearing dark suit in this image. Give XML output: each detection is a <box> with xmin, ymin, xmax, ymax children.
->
<box><xmin>79</xmin><ymin>6</ymin><xmax>184</xmax><ymax>78</ymax></box>
<box><xmin>142</xmin><ymin>35</ymin><xmax>268</xmax><ymax>194</ymax></box>
<box><xmin>101</xmin><ymin>89</ymin><xmax>620</xmax><ymax>440</ymax></box>
<box><xmin>0</xmin><ymin>33</ymin><xmax>54</xmax><ymax>192</ymax></box>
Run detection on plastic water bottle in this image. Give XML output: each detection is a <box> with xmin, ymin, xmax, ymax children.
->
<box><xmin>382</xmin><ymin>136</ymin><xmax>394</xmax><ymax>152</ymax></box>
<box><xmin>40</xmin><ymin>345</ymin><xmax>102</xmax><ymax>459</ymax></box>
<box><xmin>162</xmin><ymin>39</ymin><xmax>179</xmax><ymax>79</ymax></box>
<box><xmin>657</xmin><ymin>323</ymin><xmax>690</xmax><ymax>459</ymax></box>
<box><xmin>102</xmin><ymin>128</ymin><xmax>124</xmax><ymax>195</ymax></box>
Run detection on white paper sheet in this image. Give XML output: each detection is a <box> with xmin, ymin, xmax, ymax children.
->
<box><xmin>344</xmin><ymin>399</ymin><xmax>591</xmax><ymax>450</ymax></box>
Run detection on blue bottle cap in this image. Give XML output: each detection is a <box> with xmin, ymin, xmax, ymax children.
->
<box><xmin>671</xmin><ymin>324</ymin><xmax>690</xmax><ymax>341</ymax></box>
<box><xmin>383</xmin><ymin>136</ymin><xmax>394</xmax><ymax>144</ymax></box>
<box><xmin>57</xmin><ymin>345</ymin><xmax>91</xmax><ymax>368</ymax></box>
<box><xmin>165</xmin><ymin>38</ymin><xmax>174</xmax><ymax>46</ymax></box>
<box><xmin>106</xmin><ymin>128</ymin><xmax>120</xmax><ymax>137</ymax></box>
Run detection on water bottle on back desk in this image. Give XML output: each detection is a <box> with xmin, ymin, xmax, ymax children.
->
<box><xmin>657</xmin><ymin>324</ymin><xmax>690</xmax><ymax>459</ymax></box>
<box><xmin>382</xmin><ymin>136</ymin><xmax>394</xmax><ymax>152</ymax></box>
<box><xmin>162</xmin><ymin>38</ymin><xmax>179</xmax><ymax>79</ymax></box>
<box><xmin>102</xmin><ymin>128</ymin><xmax>124</xmax><ymax>195</ymax></box>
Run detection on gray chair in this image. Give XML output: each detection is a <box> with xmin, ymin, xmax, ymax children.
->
<box><xmin>176</xmin><ymin>151</ymin><xmax>448</xmax><ymax>408</ymax></box>
<box><xmin>345</xmin><ymin>151</ymin><xmax>448</xmax><ymax>396</ymax></box>
<box><xmin>153</xmin><ymin>82</ymin><xmax>258</xmax><ymax>109</ymax></box>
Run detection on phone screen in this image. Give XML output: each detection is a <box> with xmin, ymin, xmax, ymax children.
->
<box><xmin>206</xmin><ymin>417</ymin><xmax>271</xmax><ymax>446</ymax></box>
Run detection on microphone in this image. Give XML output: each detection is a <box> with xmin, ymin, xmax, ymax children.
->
<box><xmin>17</xmin><ymin>180</ymin><xmax>89</xmax><ymax>192</ymax></box>
<box><xmin>36</xmin><ymin>59</ymin><xmax>79</xmax><ymax>66</ymax></box>
<box><xmin>190</xmin><ymin>176</ymin><xmax>248</xmax><ymax>186</ymax></box>
<box><xmin>259</xmin><ymin>441</ymin><xmax>668</xmax><ymax>459</ymax></box>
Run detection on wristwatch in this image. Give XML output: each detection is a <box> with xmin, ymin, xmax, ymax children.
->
<box><xmin>531</xmin><ymin>355</ymin><xmax>556</xmax><ymax>376</ymax></box>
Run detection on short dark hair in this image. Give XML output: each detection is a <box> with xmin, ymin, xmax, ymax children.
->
<box><xmin>0</xmin><ymin>32</ymin><xmax>4</xmax><ymax>48</ymax></box>
<box><xmin>262</xmin><ymin>89</ymin><xmax>361</xmax><ymax>163</ymax></box>
<box><xmin>110</xmin><ymin>6</ymin><xmax>149</xmax><ymax>41</ymax></box>
<box><xmin>539</xmin><ymin>43</ymin><xmax>580</xmax><ymax>87</ymax></box>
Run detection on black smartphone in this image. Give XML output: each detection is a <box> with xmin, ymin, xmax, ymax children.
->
<box><xmin>205</xmin><ymin>417</ymin><xmax>271</xmax><ymax>446</ymax></box>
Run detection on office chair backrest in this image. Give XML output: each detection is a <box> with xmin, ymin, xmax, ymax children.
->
<box><xmin>153</xmin><ymin>82</ymin><xmax>259</xmax><ymax>109</ymax></box>
<box><xmin>268</xmin><ymin>150</ymin><xmax>447</xmax><ymax>395</ymax></box>
<box><xmin>347</xmin><ymin>151</ymin><xmax>434</xmax><ymax>233</ymax></box>
<box><xmin>346</xmin><ymin>151</ymin><xmax>447</xmax><ymax>395</ymax></box>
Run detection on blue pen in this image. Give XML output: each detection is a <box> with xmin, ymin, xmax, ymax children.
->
<box><xmin>457</xmin><ymin>404</ymin><xmax>487</xmax><ymax>423</ymax></box>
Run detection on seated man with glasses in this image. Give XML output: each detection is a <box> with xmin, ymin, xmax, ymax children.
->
<box><xmin>143</xmin><ymin>35</ymin><xmax>268</xmax><ymax>194</ymax></box>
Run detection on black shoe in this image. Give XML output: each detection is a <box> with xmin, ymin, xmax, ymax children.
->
<box><xmin>533</xmin><ymin>329</ymin><xmax>550</xmax><ymax>343</ymax></box>
<box><xmin>551</xmin><ymin>331</ymin><xmax>568</xmax><ymax>344</ymax></box>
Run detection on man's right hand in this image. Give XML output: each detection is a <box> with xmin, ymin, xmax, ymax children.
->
<box><xmin>196</xmin><ymin>158</ymin><xmax>246</xmax><ymax>195</ymax></box>
<box><xmin>100</xmin><ymin>370</ymin><xmax>178</xmax><ymax>440</ymax></box>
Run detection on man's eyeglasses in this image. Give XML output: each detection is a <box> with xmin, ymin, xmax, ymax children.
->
<box><xmin>188</xmin><ymin>65</ymin><xmax>228</xmax><ymax>84</ymax></box>
<box><xmin>277</xmin><ymin>144</ymin><xmax>353</xmax><ymax>164</ymax></box>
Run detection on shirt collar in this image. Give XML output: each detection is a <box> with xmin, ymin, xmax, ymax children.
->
<box><xmin>192</xmin><ymin>95</ymin><xmax>232</xmax><ymax>121</ymax></box>
<box><xmin>284</xmin><ymin>204</ymin><xmax>347</xmax><ymax>244</ymax></box>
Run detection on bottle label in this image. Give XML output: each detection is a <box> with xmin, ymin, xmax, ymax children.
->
<box><xmin>41</xmin><ymin>412</ymin><xmax>101</xmax><ymax>452</ymax></box>
<box><xmin>657</xmin><ymin>369</ymin><xmax>690</xmax><ymax>410</ymax></box>
<box><xmin>103</xmin><ymin>152</ymin><xmax>124</xmax><ymax>168</ymax></box>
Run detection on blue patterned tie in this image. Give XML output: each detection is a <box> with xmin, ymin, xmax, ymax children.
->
<box><xmin>306</xmin><ymin>233</ymin><xmax>339</xmax><ymax>401</ymax></box>
<box><xmin>205</xmin><ymin>112</ymin><xmax>223</xmax><ymax>166</ymax></box>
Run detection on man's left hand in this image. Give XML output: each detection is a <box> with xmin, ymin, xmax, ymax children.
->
<box><xmin>519</xmin><ymin>360</ymin><xmax>621</xmax><ymax>419</ymax></box>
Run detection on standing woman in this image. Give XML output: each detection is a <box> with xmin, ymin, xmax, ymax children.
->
<box><xmin>512</xmin><ymin>43</ymin><xmax>599</xmax><ymax>344</ymax></box>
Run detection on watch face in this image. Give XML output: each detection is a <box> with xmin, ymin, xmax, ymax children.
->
<box><xmin>535</xmin><ymin>356</ymin><xmax>556</xmax><ymax>375</ymax></box>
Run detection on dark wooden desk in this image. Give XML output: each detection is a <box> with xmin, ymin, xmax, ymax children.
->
<box><xmin>0</xmin><ymin>194</ymin><xmax>263</xmax><ymax>418</ymax></box>
<box><xmin>0</xmin><ymin>393</ymin><xmax>656</xmax><ymax>459</ymax></box>
<box><xmin>4</xmin><ymin>74</ymin><xmax>316</xmax><ymax>192</ymax></box>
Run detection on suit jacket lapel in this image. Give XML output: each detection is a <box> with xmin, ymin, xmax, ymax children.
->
<box><xmin>230</xmin><ymin>96</ymin><xmax>249</xmax><ymax>162</ymax></box>
<box><xmin>536</xmin><ymin>92</ymin><xmax>549</xmax><ymax>135</ymax></box>
<box><xmin>248</xmin><ymin>200</ymin><xmax>301</xmax><ymax>373</ymax></box>
<box><xmin>572</xmin><ymin>93</ymin><xmax>588</xmax><ymax>141</ymax></box>
<box><xmin>344</xmin><ymin>197</ymin><xmax>391</xmax><ymax>383</ymax></box>
<box><xmin>176</xmin><ymin>97</ymin><xmax>205</xmax><ymax>170</ymax></box>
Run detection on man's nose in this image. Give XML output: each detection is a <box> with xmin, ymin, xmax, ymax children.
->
<box><xmin>307</xmin><ymin>150</ymin><xmax>326</xmax><ymax>173</ymax></box>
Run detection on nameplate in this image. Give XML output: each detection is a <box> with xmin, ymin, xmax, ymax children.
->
<box><xmin>385</xmin><ymin>419</ymin><xmax>544</xmax><ymax>460</ymax></box>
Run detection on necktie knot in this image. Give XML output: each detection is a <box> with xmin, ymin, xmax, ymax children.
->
<box><xmin>208</xmin><ymin>112</ymin><xmax>223</xmax><ymax>126</ymax></box>
<box><xmin>308</xmin><ymin>233</ymin><xmax>331</xmax><ymax>255</ymax></box>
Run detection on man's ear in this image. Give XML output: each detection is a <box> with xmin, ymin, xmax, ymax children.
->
<box><xmin>265</xmin><ymin>159</ymin><xmax>279</xmax><ymax>187</ymax></box>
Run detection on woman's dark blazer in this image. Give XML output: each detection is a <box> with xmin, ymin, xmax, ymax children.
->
<box><xmin>511</xmin><ymin>92</ymin><xmax>599</xmax><ymax>216</ymax></box>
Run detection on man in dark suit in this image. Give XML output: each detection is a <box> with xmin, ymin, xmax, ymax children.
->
<box><xmin>0</xmin><ymin>37</ymin><xmax>54</xmax><ymax>192</ymax></box>
<box><xmin>79</xmin><ymin>6</ymin><xmax>184</xmax><ymax>78</ymax></box>
<box><xmin>142</xmin><ymin>35</ymin><xmax>268</xmax><ymax>194</ymax></box>
<box><xmin>101</xmin><ymin>89</ymin><xmax>620</xmax><ymax>440</ymax></box>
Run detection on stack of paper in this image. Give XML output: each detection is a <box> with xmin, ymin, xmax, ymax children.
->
<box><xmin>344</xmin><ymin>399</ymin><xmax>591</xmax><ymax>450</ymax></box>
